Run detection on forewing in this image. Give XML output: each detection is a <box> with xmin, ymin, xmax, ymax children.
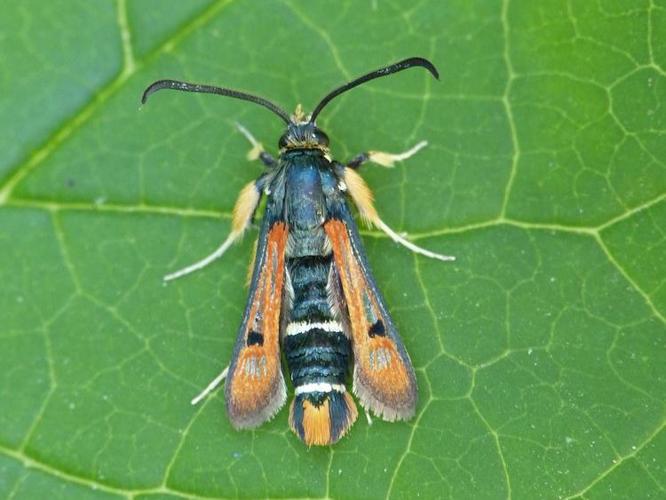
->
<box><xmin>324</xmin><ymin>217</ymin><xmax>418</xmax><ymax>421</ymax></box>
<box><xmin>224</xmin><ymin>220</ymin><xmax>288</xmax><ymax>428</ymax></box>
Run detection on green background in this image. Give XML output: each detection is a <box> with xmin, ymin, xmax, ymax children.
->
<box><xmin>1</xmin><ymin>0</ymin><xmax>664</xmax><ymax>498</ymax></box>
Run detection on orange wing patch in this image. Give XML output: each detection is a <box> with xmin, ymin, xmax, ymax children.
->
<box><xmin>225</xmin><ymin>222</ymin><xmax>288</xmax><ymax>428</ymax></box>
<box><xmin>325</xmin><ymin>220</ymin><xmax>417</xmax><ymax>421</ymax></box>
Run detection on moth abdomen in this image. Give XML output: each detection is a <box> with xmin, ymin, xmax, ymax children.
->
<box><xmin>284</xmin><ymin>253</ymin><xmax>357</xmax><ymax>445</ymax></box>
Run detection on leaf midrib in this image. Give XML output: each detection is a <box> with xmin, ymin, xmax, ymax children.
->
<box><xmin>0</xmin><ymin>0</ymin><xmax>234</xmax><ymax>204</ymax></box>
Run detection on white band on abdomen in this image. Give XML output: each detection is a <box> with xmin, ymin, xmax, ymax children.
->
<box><xmin>294</xmin><ymin>382</ymin><xmax>346</xmax><ymax>395</ymax></box>
<box><xmin>286</xmin><ymin>320</ymin><xmax>343</xmax><ymax>336</ymax></box>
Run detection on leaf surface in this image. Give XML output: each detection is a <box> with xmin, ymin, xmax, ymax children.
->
<box><xmin>1</xmin><ymin>1</ymin><xmax>664</xmax><ymax>498</ymax></box>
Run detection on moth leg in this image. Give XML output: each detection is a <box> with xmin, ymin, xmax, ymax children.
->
<box><xmin>235</xmin><ymin>122</ymin><xmax>276</xmax><ymax>167</ymax></box>
<box><xmin>343</xmin><ymin>167</ymin><xmax>455</xmax><ymax>262</ymax></box>
<box><xmin>363</xmin><ymin>407</ymin><xmax>374</xmax><ymax>425</ymax></box>
<box><xmin>346</xmin><ymin>140</ymin><xmax>428</xmax><ymax>169</ymax></box>
<box><xmin>164</xmin><ymin>181</ymin><xmax>262</xmax><ymax>281</ymax></box>
<box><xmin>191</xmin><ymin>366</ymin><xmax>228</xmax><ymax>405</ymax></box>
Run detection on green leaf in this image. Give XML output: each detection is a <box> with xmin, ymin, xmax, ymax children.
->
<box><xmin>1</xmin><ymin>0</ymin><xmax>664</xmax><ymax>498</ymax></box>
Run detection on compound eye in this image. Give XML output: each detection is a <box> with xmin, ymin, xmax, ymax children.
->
<box><xmin>313</xmin><ymin>128</ymin><xmax>329</xmax><ymax>146</ymax></box>
<box><xmin>278</xmin><ymin>133</ymin><xmax>289</xmax><ymax>149</ymax></box>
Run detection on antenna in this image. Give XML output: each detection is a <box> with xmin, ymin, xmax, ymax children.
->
<box><xmin>141</xmin><ymin>79</ymin><xmax>291</xmax><ymax>124</ymax></box>
<box><xmin>309</xmin><ymin>57</ymin><xmax>439</xmax><ymax>123</ymax></box>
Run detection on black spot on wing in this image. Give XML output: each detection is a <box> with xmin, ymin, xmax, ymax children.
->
<box><xmin>247</xmin><ymin>330</ymin><xmax>264</xmax><ymax>346</ymax></box>
<box><xmin>368</xmin><ymin>319</ymin><xmax>385</xmax><ymax>337</ymax></box>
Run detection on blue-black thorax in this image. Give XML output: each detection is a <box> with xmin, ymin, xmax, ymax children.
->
<box><xmin>267</xmin><ymin>149</ymin><xmax>342</xmax><ymax>258</ymax></box>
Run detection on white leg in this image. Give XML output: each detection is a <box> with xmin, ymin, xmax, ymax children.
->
<box><xmin>343</xmin><ymin>165</ymin><xmax>455</xmax><ymax>263</ymax></box>
<box><xmin>235</xmin><ymin>122</ymin><xmax>264</xmax><ymax>161</ymax></box>
<box><xmin>364</xmin><ymin>407</ymin><xmax>373</xmax><ymax>425</ymax></box>
<box><xmin>191</xmin><ymin>366</ymin><xmax>228</xmax><ymax>405</ymax></box>
<box><xmin>374</xmin><ymin>218</ymin><xmax>455</xmax><ymax>262</ymax></box>
<box><xmin>368</xmin><ymin>140</ymin><xmax>428</xmax><ymax>167</ymax></box>
<box><xmin>164</xmin><ymin>231</ymin><xmax>240</xmax><ymax>282</ymax></box>
<box><xmin>164</xmin><ymin>181</ymin><xmax>261</xmax><ymax>282</ymax></box>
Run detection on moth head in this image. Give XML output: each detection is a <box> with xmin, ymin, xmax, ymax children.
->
<box><xmin>278</xmin><ymin>119</ymin><xmax>330</xmax><ymax>151</ymax></box>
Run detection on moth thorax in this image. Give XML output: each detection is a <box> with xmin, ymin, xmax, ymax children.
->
<box><xmin>286</xmin><ymin>228</ymin><xmax>329</xmax><ymax>258</ymax></box>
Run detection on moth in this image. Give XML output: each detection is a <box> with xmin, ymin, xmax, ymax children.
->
<box><xmin>142</xmin><ymin>57</ymin><xmax>454</xmax><ymax>446</ymax></box>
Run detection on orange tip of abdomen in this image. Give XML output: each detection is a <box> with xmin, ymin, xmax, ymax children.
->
<box><xmin>289</xmin><ymin>390</ymin><xmax>358</xmax><ymax>446</ymax></box>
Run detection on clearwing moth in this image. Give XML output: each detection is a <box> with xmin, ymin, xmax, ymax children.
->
<box><xmin>142</xmin><ymin>57</ymin><xmax>454</xmax><ymax>446</ymax></box>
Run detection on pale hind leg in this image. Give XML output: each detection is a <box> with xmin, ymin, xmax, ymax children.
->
<box><xmin>164</xmin><ymin>180</ymin><xmax>262</xmax><ymax>281</ymax></box>
<box><xmin>342</xmin><ymin>148</ymin><xmax>456</xmax><ymax>262</ymax></box>
<box><xmin>190</xmin><ymin>366</ymin><xmax>229</xmax><ymax>405</ymax></box>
